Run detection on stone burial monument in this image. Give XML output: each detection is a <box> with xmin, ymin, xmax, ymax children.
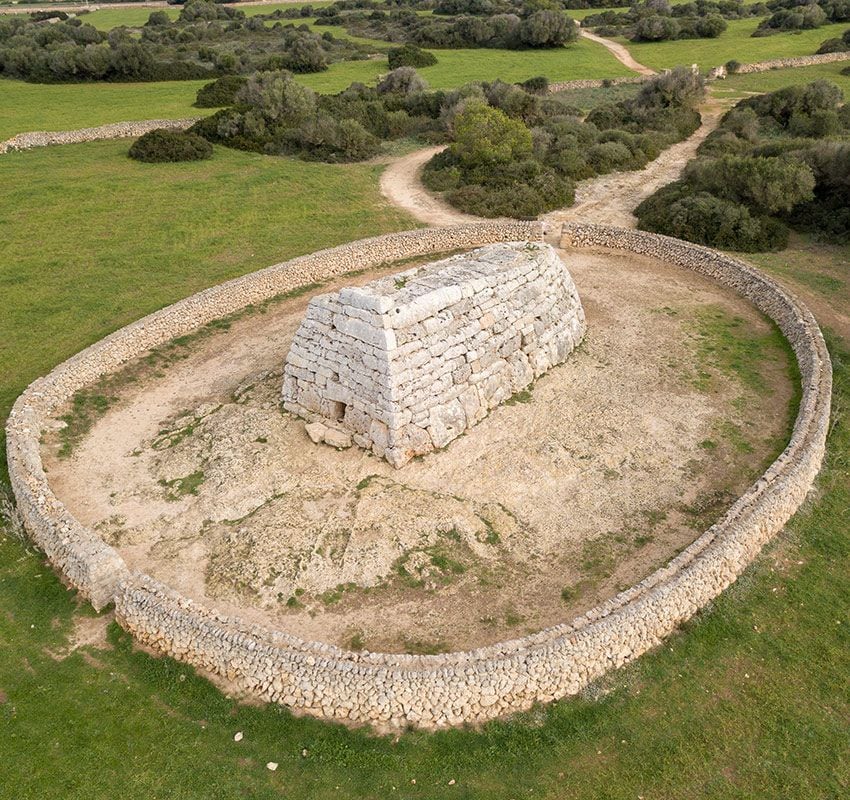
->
<box><xmin>282</xmin><ymin>241</ymin><xmax>586</xmax><ymax>467</ymax></box>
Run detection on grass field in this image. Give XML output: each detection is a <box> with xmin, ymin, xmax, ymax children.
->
<box><xmin>0</xmin><ymin>36</ymin><xmax>630</xmax><ymax>138</ymax></box>
<box><xmin>0</xmin><ymin>141</ymin><xmax>414</xmax><ymax>434</ymax></box>
<box><xmin>718</xmin><ymin>60</ymin><xmax>850</xmax><ymax>99</ymax></box>
<box><xmin>0</xmin><ymin>78</ymin><xmax>211</xmax><ymax>140</ymax></box>
<box><xmin>297</xmin><ymin>38</ymin><xmax>633</xmax><ymax>94</ymax></box>
<box><xmin>621</xmin><ymin>19</ymin><xmax>850</xmax><ymax>71</ymax></box>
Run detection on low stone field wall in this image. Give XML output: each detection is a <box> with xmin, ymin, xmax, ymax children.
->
<box><xmin>6</xmin><ymin>222</ymin><xmax>831</xmax><ymax>729</ymax></box>
<box><xmin>0</xmin><ymin>118</ymin><xmax>200</xmax><ymax>155</ymax></box>
<box><xmin>549</xmin><ymin>76</ymin><xmax>647</xmax><ymax>92</ymax></box>
<box><xmin>734</xmin><ymin>51</ymin><xmax>850</xmax><ymax>74</ymax></box>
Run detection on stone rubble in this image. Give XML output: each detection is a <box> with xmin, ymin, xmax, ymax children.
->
<box><xmin>282</xmin><ymin>242</ymin><xmax>586</xmax><ymax>467</ymax></box>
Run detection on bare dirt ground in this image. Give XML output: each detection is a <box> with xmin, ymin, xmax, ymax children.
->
<box><xmin>579</xmin><ymin>30</ymin><xmax>657</xmax><ymax>76</ymax></box>
<box><xmin>45</xmin><ymin>247</ymin><xmax>793</xmax><ymax>655</ymax></box>
<box><xmin>379</xmin><ymin>145</ymin><xmax>477</xmax><ymax>227</ymax></box>
<box><xmin>544</xmin><ymin>98</ymin><xmax>727</xmax><ymax>228</ymax></box>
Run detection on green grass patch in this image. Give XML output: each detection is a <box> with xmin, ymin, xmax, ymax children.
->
<box><xmin>158</xmin><ymin>469</ymin><xmax>205</xmax><ymax>501</ymax></box>
<box><xmin>0</xmin><ymin>78</ymin><xmax>213</xmax><ymax>140</ymax></box>
<box><xmin>621</xmin><ymin>19</ymin><xmax>850</xmax><ymax>72</ymax></box>
<box><xmin>297</xmin><ymin>36</ymin><xmax>633</xmax><ymax>93</ymax></box>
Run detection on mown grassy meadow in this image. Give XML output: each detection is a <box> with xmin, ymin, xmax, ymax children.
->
<box><xmin>0</xmin><ymin>78</ymin><xmax>211</xmax><ymax>140</ymax></box>
<box><xmin>0</xmin><ymin>141</ymin><xmax>415</xmax><ymax>438</ymax></box>
<box><xmin>621</xmin><ymin>19</ymin><xmax>850</xmax><ymax>71</ymax></box>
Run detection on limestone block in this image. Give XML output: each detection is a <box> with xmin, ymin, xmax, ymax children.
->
<box><xmin>282</xmin><ymin>242</ymin><xmax>585</xmax><ymax>466</ymax></box>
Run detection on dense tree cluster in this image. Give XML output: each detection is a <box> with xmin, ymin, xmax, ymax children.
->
<box><xmin>0</xmin><ymin>1</ymin><xmax>363</xmax><ymax>83</ymax></box>
<box><xmin>312</xmin><ymin>0</ymin><xmax>579</xmax><ymax>49</ymax></box>
<box><xmin>583</xmin><ymin>0</ymin><xmax>766</xmax><ymax>43</ymax></box>
<box><xmin>753</xmin><ymin>0</ymin><xmax>850</xmax><ymax>36</ymax></box>
<box><xmin>424</xmin><ymin>67</ymin><xmax>706</xmax><ymax>217</ymax></box>
<box><xmin>635</xmin><ymin>81</ymin><xmax>850</xmax><ymax>250</ymax></box>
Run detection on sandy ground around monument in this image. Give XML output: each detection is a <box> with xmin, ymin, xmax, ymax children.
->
<box><xmin>44</xmin><ymin>245</ymin><xmax>794</xmax><ymax>654</ymax></box>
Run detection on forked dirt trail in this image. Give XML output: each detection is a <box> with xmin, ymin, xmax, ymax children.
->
<box><xmin>379</xmin><ymin>145</ymin><xmax>476</xmax><ymax>227</ymax></box>
<box><xmin>544</xmin><ymin>96</ymin><xmax>727</xmax><ymax>228</ymax></box>
<box><xmin>579</xmin><ymin>29</ymin><xmax>657</xmax><ymax>76</ymax></box>
<box><xmin>381</xmin><ymin>95</ymin><xmax>728</xmax><ymax>229</ymax></box>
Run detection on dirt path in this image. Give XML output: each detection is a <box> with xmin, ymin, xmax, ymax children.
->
<box><xmin>543</xmin><ymin>96</ymin><xmax>727</xmax><ymax>228</ymax></box>
<box><xmin>379</xmin><ymin>145</ymin><xmax>484</xmax><ymax>227</ymax></box>
<box><xmin>579</xmin><ymin>29</ymin><xmax>657</xmax><ymax>77</ymax></box>
<box><xmin>381</xmin><ymin>95</ymin><xmax>728</xmax><ymax>229</ymax></box>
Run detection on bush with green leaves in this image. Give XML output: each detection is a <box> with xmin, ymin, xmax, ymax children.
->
<box><xmin>636</xmin><ymin>80</ymin><xmax>850</xmax><ymax>248</ymax></box>
<box><xmin>584</xmin><ymin>0</ymin><xmax>737</xmax><ymax>42</ymax></box>
<box><xmin>195</xmin><ymin>75</ymin><xmax>248</xmax><ymax>108</ymax></box>
<box><xmin>313</xmin><ymin>0</ymin><xmax>578</xmax><ymax>50</ymax></box>
<box><xmin>387</xmin><ymin>44</ymin><xmax>438</xmax><ymax>70</ymax></box>
<box><xmin>423</xmin><ymin>67</ymin><xmax>706</xmax><ymax>218</ymax></box>
<box><xmin>0</xmin><ymin>2</ymin><xmax>361</xmax><ymax>83</ymax></box>
<box><xmin>128</xmin><ymin>129</ymin><xmax>213</xmax><ymax>163</ymax></box>
<box><xmin>635</xmin><ymin>185</ymin><xmax>789</xmax><ymax>251</ymax></box>
<box><xmin>816</xmin><ymin>27</ymin><xmax>850</xmax><ymax>53</ymax></box>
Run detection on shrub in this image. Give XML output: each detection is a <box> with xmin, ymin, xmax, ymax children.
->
<box><xmin>387</xmin><ymin>44</ymin><xmax>437</xmax><ymax>70</ymax></box>
<box><xmin>725</xmin><ymin>59</ymin><xmax>741</xmax><ymax>73</ymax></box>
<box><xmin>451</xmin><ymin>100</ymin><xmax>533</xmax><ymax>168</ymax></box>
<box><xmin>633</xmin><ymin>15</ymin><xmax>680</xmax><ymax>41</ymax></box>
<box><xmin>518</xmin><ymin>11</ymin><xmax>578</xmax><ymax>47</ymax></box>
<box><xmin>377</xmin><ymin>66</ymin><xmax>428</xmax><ymax>95</ymax></box>
<box><xmin>128</xmin><ymin>128</ymin><xmax>213</xmax><ymax>163</ymax></box>
<box><xmin>145</xmin><ymin>11</ymin><xmax>171</xmax><ymax>26</ymax></box>
<box><xmin>635</xmin><ymin>185</ymin><xmax>789</xmax><ymax>251</ymax></box>
<box><xmin>195</xmin><ymin>75</ymin><xmax>248</xmax><ymax>108</ymax></box>
<box><xmin>520</xmin><ymin>75</ymin><xmax>549</xmax><ymax>95</ymax></box>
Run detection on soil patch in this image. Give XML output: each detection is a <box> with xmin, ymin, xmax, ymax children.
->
<box><xmin>43</xmin><ymin>246</ymin><xmax>795</xmax><ymax>654</ymax></box>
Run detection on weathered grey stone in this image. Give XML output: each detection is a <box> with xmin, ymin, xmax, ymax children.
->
<box><xmin>282</xmin><ymin>242</ymin><xmax>585</xmax><ymax>466</ymax></box>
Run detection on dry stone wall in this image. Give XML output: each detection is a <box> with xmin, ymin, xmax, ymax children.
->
<box><xmin>6</xmin><ymin>221</ymin><xmax>831</xmax><ymax>729</ymax></box>
<box><xmin>733</xmin><ymin>51</ymin><xmax>850</xmax><ymax>74</ymax></box>
<box><xmin>282</xmin><ymin>242</ymin><xmax>586</xmax><ymax>466</ymax></box>
<box><xmin>0</xmin><ymin>118</ymin><xmax>200</xmax><ymax>155</ymax></box>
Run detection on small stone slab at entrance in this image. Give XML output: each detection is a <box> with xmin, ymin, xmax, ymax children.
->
<box><xmin>282</xmin><ymin>241</ymin><xmax>586</xmax><ymax>466</ymax></box>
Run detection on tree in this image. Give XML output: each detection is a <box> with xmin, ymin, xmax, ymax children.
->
<box><xmin>236</xmin><ymin>70</ymin><xmax>317</xmax><ymax>126</ymax></box>
<box><xmin>518</xmin><ymin>11</ymin><xmax>577</xmax><ymax>47</ymax></box>
<box><xmin>451</xmin><ymin>99</ymin><xmax>533</xmax><ymax>168</ymax></box>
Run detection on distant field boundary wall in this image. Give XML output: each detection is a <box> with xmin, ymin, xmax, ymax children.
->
<box><xmin>7</xmin><ymin>221</ymin><xmax>831</xmax><ymax>729</ymax></box>
<box><xmin>0</xmin><ymin>118</ymin><xmax>200</xmax><ymax>155</ymax></box>
<box><xmin>732</xmin><ymin>51</ymin><xmax>850</xmax><ymax>74</ymax></box>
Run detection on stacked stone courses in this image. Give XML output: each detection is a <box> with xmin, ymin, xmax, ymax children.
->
<box><xmin>7</xmin><ymin>221</ymin><xmax>831</xmax><ymax>729</ymax></box>
<box><xmin>0</xmin><ymin>118</ymin><xmax>200</xmax><ymax>155</ymax></box>
<box><xmin>282</xmin><ymin>242</ymin><xmax>586</xmax><ymax>466</ymax></box>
